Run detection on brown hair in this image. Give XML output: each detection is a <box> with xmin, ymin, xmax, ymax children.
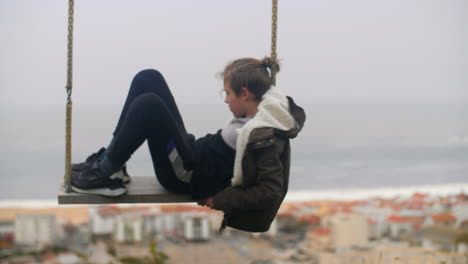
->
<box><xmin>220</xmin><ymin>57</ymin><xmax>280</xmax><ymax>101</ymax></box>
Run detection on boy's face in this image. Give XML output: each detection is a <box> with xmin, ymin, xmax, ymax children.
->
<box><xmin>223</xmin><ymin>82</ymin><xmax>249</xmax><ymax>118</ymax></box>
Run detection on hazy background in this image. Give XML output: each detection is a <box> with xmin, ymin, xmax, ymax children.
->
<box><xmin>1</xmin><ymin>0</ymin><xmax>467</xmax><ymax>200</ymax></box>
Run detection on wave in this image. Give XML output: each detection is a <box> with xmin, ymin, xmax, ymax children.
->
<box><xmin>285</xmin><ymin>182</ymin><xmax>468</xmax><ymax>201</ymax></box>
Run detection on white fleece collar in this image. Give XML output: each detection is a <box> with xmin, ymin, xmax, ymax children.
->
<box><xmin>231</xmin><ymin>86</ymin><xmax>296</xmax><ymax>186</ymax></box>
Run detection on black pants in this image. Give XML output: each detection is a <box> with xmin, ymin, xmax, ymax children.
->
<box><xmin>107</xmin><ymin>69</ymin><xmax>194</xmax><ymax>194</ymax></box>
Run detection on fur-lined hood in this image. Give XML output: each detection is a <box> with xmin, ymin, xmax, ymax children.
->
<box><xmin>231</xmin><ymin>86</ymin><xmax>305</xmax><ymax>186</ymax></box>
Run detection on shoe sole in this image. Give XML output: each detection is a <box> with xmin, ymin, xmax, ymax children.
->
<box><xmin>71</xmin><ymin>186</ymin><xmax>127</xmax><ymax>197</ymax></box>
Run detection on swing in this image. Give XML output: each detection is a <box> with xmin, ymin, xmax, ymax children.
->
<box><xmin>58</xmin><ymin>0</ymin><xmax>279</xmax><ymax>204</ymax></box>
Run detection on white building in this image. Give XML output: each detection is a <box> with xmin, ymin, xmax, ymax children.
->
<box><xmin>353</xmin><ymin>205</ymin><xmax>392</xmax><ymax>239</ymax></box>
<box><xmin>91</xmin><ymin>206</ymin><xmax>158</xmax><ymax>243</ymax></box>
<box><xmin>325</xmin><ymin>213</ymin><xmax>369</xmax><ymax>249</ymax></box>
<box><xmin>15</xmin><ymin>215</ymin><xmax>56</xmax><ymax>248</ymax></box>
<box><xmin>204</xmin><ymin>212</ymin><xmax>224</xmax><ymax>233</ymax></box>
<box><xmin>387</xmin><ymin>215</ymin><xmax>415</xmax><ymax>239</ymax></box>
<box><xmin>183</xmin><ymin>215</ymin><xmax>210</xmax><ymax>241</ymax></box>
<box><xmin>89</xmin><ymin>207</ymin><xmax>117</xmax><ymax>241</ymax></box>
<box><xmin>156</xmin><ymin>213</ymin><xmax>185</xmax><ymax>238</ymax></box>
<box><xmin>452</xmin><ymin>203</ymin><xmax>468</xmax><ymax>228</ymax></box>
<box><xmin>114</xmin><ymin>216</ymin><xmax>143</xmax><ymax>243</ymax></box>
<box><xmin>142</xmin><ymin>214</ymin><xmax>164</xmax><ymax>241</ymax></box>
<box><xmin>427</xmin><ymin>202</ymin><xmax>447</xmax><ymax>215</ymax></box>
<box><xmin>399</xmin><ymin>209</ymin><xmax>424</xmax><ymax>217</ymax></box>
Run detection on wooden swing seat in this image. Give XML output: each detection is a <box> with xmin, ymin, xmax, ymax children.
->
<box><xmin>58</xmin><ymin>176</ymin><xmax>194</xmax><ymax>204</ymax></box>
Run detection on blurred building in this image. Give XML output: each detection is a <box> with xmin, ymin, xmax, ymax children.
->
<box><xmin>386</xmin><ymin>215</ymin><xmax>421</xmax><ymax>239</ymax></box>
<box><xmin>14</xmin><ymin>214</ymin><xmax>56</xmax><ymax>248</ymax></box>
<box><xmin>88</xmin><ymin>205</ymin><xmax>222</xmax><ymax>244</ymax></box>
<box><xmin>114</xmin><ymin>215</ymin><xmax>143</xmax><ymax>243</ymax></box>
<box><xmin>353</xmin><ymin>204</ymin><xmax>392</xmax><ymax>240</ymax></box>
<box><xmin>142</xmin><ymin>213</ymin><xmax>164</xmax><ymax>242</ymax></box>
<box><xmin>89</xmin><ymin>207</ymin><xmax>116</xmax><ymax>242</ymax></box>
<box><xmin>424</xmin><ymin>212</ymin><xmax>457</xmax><ymax>228</ymax></box>
<box><xmin>323</xmin><ymin>213</ymin><xmax>369</xmax><ymax>249</ymax></box>
<box><xmin>452</xmin><ymin>202</ymin><xmax>468</xmax><ymax>228</ymax></box>
<box><xmin>0</xmin><ymin>220</ymin><xmax>14</xmax><ymax>249</ymax></box>
<box><xmin>183</xmin><ymin>215</ymin><xmax>210</xmax><ymax>241</ymax></box>
<box><xmin>60</xmin><ymin>222</ymin><xmax>90</xmax><ymax>253</ymax></box>
<box><xmin>306</xmin><ymin>227</ymin><xmax>331</xmax><ymax>250</ymax></box>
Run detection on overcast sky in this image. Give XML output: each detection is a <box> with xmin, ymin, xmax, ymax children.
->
<box><xmin>1</xmin><ymin>0</ymin><xmax>467</xmax><ymax>110</ymax></box>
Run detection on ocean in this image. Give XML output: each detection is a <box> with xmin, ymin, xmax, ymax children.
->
<box><xmin>1</xmin><ymin>101</ymin><xmax>467</xmax><ymax>201</ymax></box>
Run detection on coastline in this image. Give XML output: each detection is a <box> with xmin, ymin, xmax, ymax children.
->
<box><xmin>0</xmin><ymin>182</ymin><xmax>467</xmax><ymax>208</ymax></box>
<box><xmin>285</xmin><ymin>181</ymin><xmax>468</xmax><ymax>201</ymax></box>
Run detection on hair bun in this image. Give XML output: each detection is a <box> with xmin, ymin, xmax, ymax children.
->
<box><xmin>261</xmin><ymin>57</ymin><xmax>280</xmax><ymax>73</ymax></box>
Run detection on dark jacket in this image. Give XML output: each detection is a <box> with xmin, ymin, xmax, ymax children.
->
<box><xmin>212</xmin><ymin>96</ymin><xmax>306</xmax><ymax>232</ymax></box>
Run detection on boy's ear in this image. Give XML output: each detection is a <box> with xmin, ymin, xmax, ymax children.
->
<box><xmin>240</xmin><ymin>87</ymin><xmax>247</xmax><ymax>95</ymax></box>
<box><xmin>240</xmin><ymin>87</ymin><xmax>251</xmax><ymax>99</ymax></box>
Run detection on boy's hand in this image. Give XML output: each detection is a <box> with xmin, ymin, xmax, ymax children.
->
<box><xmin>197</xmin><ymin>197</ymin><xmax>214</xmax><ymax>209</ymax></box>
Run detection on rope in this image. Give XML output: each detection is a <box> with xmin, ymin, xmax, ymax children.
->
<box><xmin>64</xmin><ymin>0</ymin><xmax>74</xmax><ymax>192</ymax></box>
<box><xmin>270</xmin><ymin>0</ymin><xmax>278</xmax><ymax>85</ymax></box>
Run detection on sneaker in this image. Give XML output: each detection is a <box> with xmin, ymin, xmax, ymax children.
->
<box><xmin>110</xmin><ymin>168</ymin><xmax>131</xmax><ymax>184</ymax></box>
<box><xmin>119</xmin><ymin>166</ymin><xmax>131</xmax><ymax>184</ymax></box>
<box><xmin>72</xmin><ymin>147</ymin><xmax>106</xmax><ymax>171</ymax></box>
<box><xmin>72</xmin><ymin>147</ymin><xmax>131</xmax><ymax>184</ymax></box>
<box><xmin>71</xmin><ymin>162</ymin><xmax>127</xmax><ymax>197</ymax></box>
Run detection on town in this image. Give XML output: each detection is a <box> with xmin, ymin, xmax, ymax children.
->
<box><xmin>1</xmin><ymin>192</ymin><xmax>467</xmax><ymax>264</ymax></box>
